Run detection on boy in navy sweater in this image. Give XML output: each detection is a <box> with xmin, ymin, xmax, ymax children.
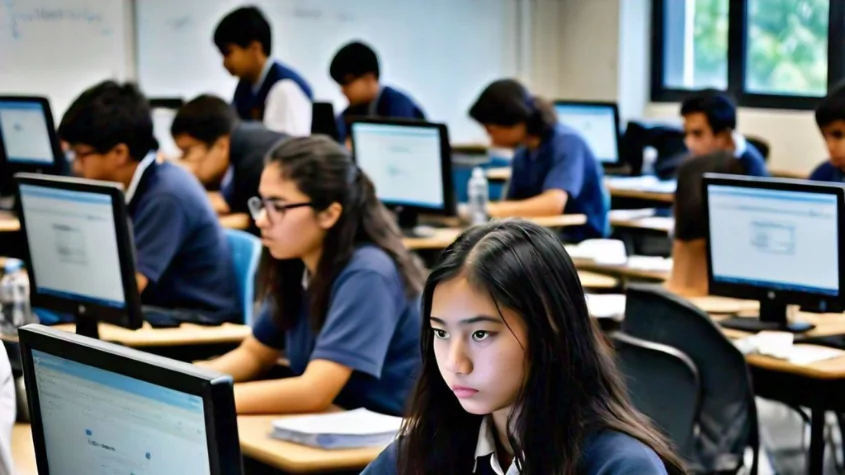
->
<box><xmin>330</xmin><ymin>41</ymin><xmax>426</xmax><ymax>142</ymax></box>
<box><xmin>214</xmin><ymin>6</ymin><xmax>313</xmax><ymax>136</ymax></box>
<box><xmin>809</xmin><ymin>83</ymin><xmax>845</xmax><ymax>182</ymax></box>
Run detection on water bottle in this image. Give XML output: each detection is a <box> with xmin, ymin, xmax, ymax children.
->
<box><xmin>0</xmin><ymin>259</ymin><xmax>33</xmax><ymax>336</ymax></box>
<box><xmin>468</xmin><ymin>167</ymin><xmax>489</xmax><ymax>226</ymax></box>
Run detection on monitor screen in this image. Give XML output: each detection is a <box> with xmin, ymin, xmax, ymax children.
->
<box><xmin>352</xmin><ymin>122</ymin><xmax>445</xmax><ymax>209</ymax></box>
<box><xmin>554</xmin><ymin>103</ymin><xmax>618</xmax><ymax>163</ymax></box>
<box><xmin>0</xmin><ymin>100</ymin><xmax>55</xmax><ymax>165</ymax></box>
<box><xmin>152</xmin><ymin>108</ymin><xmax>180</xmax><ymax>160</ymax></box>
<box><xmin>708</xmin><ymin>184</ymin><xmax>839</xmax><ymax>296</ymax></box>
<box><xmin>18</xmin><ymin>184</ymin><xmax>126</xmax><ymax>308</ymax></box>
<box><xmin>30</xmin><ymin>349</ymin><xmax>210</xmax><ymax>474</ymax></box>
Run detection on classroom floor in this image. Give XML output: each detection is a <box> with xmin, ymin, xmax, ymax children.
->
<box><xmin>759</xmin><ymin>398</ymin><xmax>843</xmax><ymax>474</ymax></box>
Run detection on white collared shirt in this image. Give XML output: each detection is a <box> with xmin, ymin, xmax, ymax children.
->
<box><xmin>253</xmin><ymin>60</ymin><xmax>312</xmax><ymax>137</ymax></box>
<box><xmin>124</xmin><ymin>152</ymin><xmax>157</xmax><ymax>204</ymax></box>
<box><xmin>252</xmin><ymin>59</ymin><xmax>274</xmax><ymax>94</ymax></box>
<box><xmin>473</xmin><ymin>417</ymin><xmax>520</xmax><ymax>475</ymax></box>
<box><xmin>732</xmin><ymin>131</ymin><xmax>747</xmax><ymax>159</ymax></box>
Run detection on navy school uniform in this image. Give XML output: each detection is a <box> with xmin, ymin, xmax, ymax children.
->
<box><xmin>128</xmin><ymin>155</ymin><xmax>240</xmax><ymax>324</ymax></box>
<box><xmin>809</xmin><ymin>161</ymin><xmax>845</xmax><ymax>182</ymax></box>
<box><xmin>337</xmin><ymin>86</ymin><xmax>426</xmax><ymax>142</ymax></box>
<box><xmin>735</xmin><ymin>135</ymin><xmax>768</xmax><ymax>177</ymax></box>
<box><xmin>507</xmin><ymin>123</ymin><xmax>609</xmax><ymax>242</ymax></box>
<box><xmin>232</xmin><ymin>61</ymin><xmax>313</xmax><ymax>122</ymax></box>
<box><xmin>251</xmin><ymin>245</ymin><xmax>421</xmax><ymax>416</ymax></box>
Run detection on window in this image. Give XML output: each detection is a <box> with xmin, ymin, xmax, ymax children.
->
<box><xmin>652</xmin><ymin>0</ymin><xmax>844</xmax><ymax>109</ymax></box>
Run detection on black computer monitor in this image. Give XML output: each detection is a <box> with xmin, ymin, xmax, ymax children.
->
<box><xmin>554</xmin><ymin>100</ymin><xmax>622</xmax><ymax>167</ymax></box>
<box><xmin>311</xmin><ymin>102</ymin><xmax>340</xmax><ymax>142</ymax></box>
<box><xmin>0</xmin><ymin>96</ymin><xmax>65</xmax><ymax>198</ymax></box>
<box><xmin>148</xmin><ymin>98</ymin><xmax>184</xmax><ymax>161</ymax></box>
<box><xmin>18</xmin><ymin>324</ymin><xmax>242</xmax><ymax>475</ymax></box>
<box><xmin>703</xmin><ymin>174</ymin><xmax>845</xmax><ymax>333</ymax></box>
<box><xmin>350</xmin><ymin>118</ymin><xmax>455</xmax><ymax>234</ymax></box>
<box><xmin>14</xmin><ymin>173</ymin><xmax>143</xmax><ymax>339</ymax></box>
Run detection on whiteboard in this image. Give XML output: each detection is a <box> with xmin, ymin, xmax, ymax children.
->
<box><xmin>0</xmin><ymin>0</ymin><xmax>129</xmax><ymax>121</ymax></box>
<box><xmin>136</xmin><ymin>0</ymin><xmax>522</xmax><ymax>143</ymax></box>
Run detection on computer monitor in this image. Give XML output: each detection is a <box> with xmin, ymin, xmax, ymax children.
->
<box><xmin>0</xmin><ymin>96</ymin><xmax>65</xmax><ymax>197</ymax></box>
<box><xmin>148</xmin><ymin>98</ymin><xmax>184</xmax><ymax>161</ymax></box>
<box><xmin>703</xmin><ymin>174</ymin><xmax>845</xmax><ymax>332</ymax></box>
<box><xmin>14</xmin><ymin>173</ymin><xmax>143</xmax><ymax>339</ymax></box>
<box><xmin>350</xmin><ymin>118</ymin><xmax>455</xmax><ymax>233</ymax></box>
<box><xmin>19</xmin><ymin>324</ymin><xmax>242</xmax><ymax>475</ymax></box>
<box><xmin>554</xmin><ymin>101</ymin><xmax>621</xmax><ymax>166</ymax></box>
<box><xmin>311</xmin><ymin>102</ymin><xmax>340</xmax><ymax>142</ymax></box>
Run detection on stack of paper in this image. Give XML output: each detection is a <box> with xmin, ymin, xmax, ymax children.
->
<box><xmin>271</xmin><ymin>409</ymin><xmax>403</xmax><ymax>449</ymax></box>
<box><xmin>565</xmin><ymin>239</ymin><xmax>627</xmax><ymax>265</ymax></box>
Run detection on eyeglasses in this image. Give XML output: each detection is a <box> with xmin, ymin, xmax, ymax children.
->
<box><xmin>247</xmin><ymin>196</ymin><xmax>314</xmax><ymax>224</ymax></box>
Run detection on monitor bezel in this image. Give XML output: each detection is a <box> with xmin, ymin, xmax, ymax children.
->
<box><xmin>14</xmin><ymin>173</ymin><xmax>144</xmax><ymax>330</ymax></box>
<box><xmin>703</xmin><ymin>173</ymin><xmax>845</xmax><ymax>308</ymax></box>
<box><xmin>0</xmin><ymin>96</ymin><xmax>65</xmax><ymax>194</ymax></box>
<box><xmin>18</xmin><ymin>324</ymin><xmax>243</xmax><ymax>475</ymax></box>
<box><xmin>552</xmin><ymin>100</ymin><xmax>622</xmax><ymax>167</ymax></box>
<box><xmin>311</xmin><ymin>102</ymin><xmax>340</xmax><ymax>142</ymax></box>
<box><xmin>349</xmin><ymin>117</ymin><xmax>456</xmax><ymax>217</ymax></box>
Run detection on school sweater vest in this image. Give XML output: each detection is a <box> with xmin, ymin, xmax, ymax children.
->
<box><xmin>233</xmin><ymin>62</ymin><xmax>314</xmax><ymax>121</ymax></box>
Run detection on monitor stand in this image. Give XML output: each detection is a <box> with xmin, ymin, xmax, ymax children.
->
<box><xmin>395</xmin><ymin>208</ymin><xmax>437</xmax><ymax>239</ymax></box>
<box><xmin>74</xmin><ymin>313</ymin><xmax>100</xmax><ymax>339</ymax></box>
<box><xmin>719</xmin><ymin>300</ymin><xmax>815</xmax><ymax>334</ymax></box>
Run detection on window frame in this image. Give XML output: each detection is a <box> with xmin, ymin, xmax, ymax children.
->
<box><xmin>651</xmin><ymin>0</ymin><xmax>845</xmax><ymax>110</ymax></box>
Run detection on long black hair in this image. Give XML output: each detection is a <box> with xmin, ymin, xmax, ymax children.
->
<box><xmin>258</xmin><ymin>136</ymin><xmax>425</xmax><ymax>330</ymax></box>
<box><xmin>398</xmin><ymin>219</ymin><xmax>687</xmax><ymax>475</ymax></box>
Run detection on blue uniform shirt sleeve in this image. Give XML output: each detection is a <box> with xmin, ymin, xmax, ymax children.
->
<box><xmin>361</xmin><ymin>440</ymin><xmax>399</xmax><ymax>474</ymax></box>
<box><xmin>738</xmin><ymin>150</ymin><xmax>769</xmax><ymax>177</ymax></box>
<box><xmin>383</xmin><ymin>94</ymin><xmax>420</xmax><ymax>119</ymax></box>
<box><xmin>252</xmin><ymin>302</ymin><xmax>285</xmax><ymax>349</ymax></box>
<box><xmin>809</xmin><ymin>161</ymin><xmax>835</xmax><ymax>181</ymax></box>
<box><xmin>311</xmin><ymin>269</ymin><xmax>399</xmax><ymax>378</ymax></box>
<box><xmin>582</xmin><ymin>432</ymin><xmax>668</xmax><ymax>475</ymax></box>
<box><xmin>133</xmin><ymin>194</ymin><xmax>187</xmax><ymax>284</ymax></box>
<box><xmin>544</xmin><ymin>133</ymin><xmax>588</xmax><ymax>199</ymax></box>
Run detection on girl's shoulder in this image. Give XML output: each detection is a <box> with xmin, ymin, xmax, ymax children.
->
<box><xmin>582</xmin><ymin>431</ymin><xmax>669</xmax><ymax>475</ymax></box>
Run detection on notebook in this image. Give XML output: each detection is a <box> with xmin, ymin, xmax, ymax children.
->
<box><xmin>271</xmin><ymin>409</ymin><xmax>403</xmax><ymax>449</ymax></box>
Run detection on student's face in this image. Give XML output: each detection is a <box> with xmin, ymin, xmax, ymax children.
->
<box><xmin>67</xmin><ymin>143</ymin><xmax>129</xmax><ymax>181</ymax></box>
<box><xmin>821</xmin><ymin>120</ymin><xmax>845</xmax><ymax>169</ymax></box>
<box><xmin>255</xmin><ymin>163</ymin><xmax>342</xmax><ymax>260</ymax></box>
<box><xmin>174</xmin><ymin>134</ymin><xmax>231</xmax><ymax>186</ymax></box>
<box><xmin>430</xmin><ymin>276</ymin><xmax>528</xmax><ymax>418</ymax></box>
<box><xmin>340</xmin><ymin>74</ymin><xmax>377</xmax><ymax>106</ymax></box>
<box><xmin>683</xmin><ymin>112</ymin><xmax>732</xmax><ymax>157</ymax></box>
<box><xmin>221</xmin><ymin>43</ymin><xmax>260</xmax><ymax>78</ymax></box>
<box><xmin>483</xmin><ymin>123</ymin><xmax>527</xmax><ymax>149</ymax></box>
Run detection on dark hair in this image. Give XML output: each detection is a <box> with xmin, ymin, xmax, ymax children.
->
<box><xmin>330</xmin><ymin>41</ymin><xmax>380</xmax><ymax>85</ymax></box>
<box><xmin>214</xmin><ymin>6</ymin><xmax>272</xmax><ymax>56</ymax></box>
<box><xmin>398</xmin><ymin>220</ymin><xmax>687</xmax><ymax>475</ymax></box>
<box><xmin>58</xmin><ymin>81</ymin><xmax>157</xmax><ymax>161</ymax></box>
<box><xmin>469</xmin><ymin>79</ymin><xmax>556</xmax><ymax>136</ymax></box>
<box><xmin>680</xmin><ymin>89</ymin><xmax>737</xmax><ymax>134</ymax></box>
<box><xmin>815</xmin><ymin>81</ymin><xmax>845</xmax><ymax>128</ymax></box>
<box><xmin>171</xmin><ymin>95</ymin><xmax>239</xmax><ymax>146</ymax></box>
<box><xmin>258</xmin><ymin>136</ymin><xmax>426</xmax><ymax>331</ymax></box>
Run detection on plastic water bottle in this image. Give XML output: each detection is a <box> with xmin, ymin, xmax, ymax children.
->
<box><xmin>0</xmin><ymin>259</ymin><xmax>34</xmax><ymax>336</ymax></box>
<box><xmin>468</xmin><ymin>167</ymin><xmax>489</xmax><ymax>225</ymax></box>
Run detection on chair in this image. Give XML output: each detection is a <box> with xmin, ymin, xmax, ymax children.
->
<box><xmin>225</xmin><ymin>229</ymin><xmax>262</xmax><ymax>326</ymax></box>
<box><xmin>611</xmin><ymin>332</ymin><xmax>701</xmax><ymax>462</ymax></box>
<box><xmin>622</xmin><ymin>284</ymin><xmax>759</xmax><ymax>475</ymax></box>
<box><xmin>745</xmin><ymin>135</ymin><xmax>770</xmax><ymax>162</ymax></box>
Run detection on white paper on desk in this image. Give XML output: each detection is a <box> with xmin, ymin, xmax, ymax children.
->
<box><xmin>626</xmin><ymin>255</ymin><xmax>673</xmax><ymax>272</ymax></box>
<box><xmin>271</xmin><ymin>409</ymin><xmax>402</xmax><ymax>449</ymax></box>
<box><xmin>564</xmin><ymin>239</ymin><xmax>627</xmax><ymax>265</ymax></box>
<box><xmin>788</xmin><ymin>345</ymin><xmax>844</xmax><ymax>365</ymax></box>
<box><xmin>608</xmin><ymin>208</ymin><xmax>657</xmax><ymax>220</ymax></box>
<box><xmin>586</xmin><ymin>294</ymin><xmax>626</xmax><ymax>320</ymax></box>
<box><xmin>606</xmin><ymin>176</ymin><xmax>677</xmax><ymax>193</ymax></box>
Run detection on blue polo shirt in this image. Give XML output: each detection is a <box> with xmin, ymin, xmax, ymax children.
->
<box><xmin>128</xmin><ymin>160</ymin><xmax>240</xmax><ymax>323</ymax></box>
<box><xmin>737</xmin><ymin>142</ymin><xmax>768</xmax><ymax>177</ymax></box>
<box><xmin>337</xmin><ymin>85</ymin><xmax>426</xmax><ymax>142</ymax></box>
<box><xmin>507</xmin><ymin>123</ymin><xmax>609</xmax><ymax>241</ymax></box>
<box><xmin>251</xmin><ymin>245</ymin><xmax>421</xmax><ymax>416</ymax></box>
<box><xmin>809</xmin><ymin>161</ymin><xmax>845</xmax><ymax>182</ymax></box>
<box><xmin>361</xmin><ymin>431</ymin><xmax>668</xmax><ymax>474</ymax></box>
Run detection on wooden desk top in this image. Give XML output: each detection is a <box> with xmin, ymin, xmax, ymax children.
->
<box><xmin>486</xmin><ymin>167</ymin><xmax>511</xmax><ymax>182</ymax></box>
<box><xmin>49</xmin><ymin>322</ymin><xmax>251</xmax><ymax>348</ymax></box>
<box><xmin>610</xmin><ymin>216</ymin><xmax>674</xmax><ymax>234</ymax></box>
<box><xmin>237</xmin><ymin>415</ymin><xmax>384</xmax><ymax>473</ymax></box>
<box><xmin>607</xmin><ymin>187</ymin><xmax>674</xmax><ymax>203</ymax></box>
<box><xmin>579</xmin><ymin>271</ymin><xmax>619</xmax><ymax>289</ymax></box>
<box><xmin>403</xmin><ymin>214</ymin><xmax>587</xmax><ymax>251</ymax></box>
<box><xmin>13</xmin><ymin>423</ymin><xmax>35</xmax><ymax>475</ymax></box>
<box><xmin>219</xmin><ymin>213</ymin><xmax>250</xmax><ymax>230</ymax></box>
<box><xmin>572</xmin><ymin>258</ymin><xmax>670</xmax><ymax>282</ymax></box>
<box><xmin>0</xmin><ymin>211</ymin><xmax>19</xmax><ymax>233</ymax></box>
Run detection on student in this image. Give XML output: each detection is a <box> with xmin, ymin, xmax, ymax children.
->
<box><xmin>362</xmin><ymin>220</ymin><xmax>685</xmax><ymax>474</ymax></box>
<box><xmin>171</xmin><ymin>94</ymin><xmax>288</xmax><ymax>228</ymax></box>
<box><xmin>214</xmin><ymin>6</ymin><xmax>313</xmax><ymax>136</ymax></box>
<box><xmin>469</xmin><ymin>79</ymin><xmax>608</xmax><ymax>241</ymax></box>
<box><xmin>680</xmin><ymin>90</ymin><xmax>768</xmax><ymax>177</ymax></box>
<box><xmin>200</xmin><ymin>136</ymin><xmax>426</xmax><ymax>415</ymax></box>
<box><xmin>0</xmin><ymin>344</ymin><xmax>13</xmax><ymax>475</ymax></box>
<box><xmin>809</xmin><ymin>82</ymin><xmax>845</xmax><ymax>182</ymax></box>
<box><xmin>59</xmin><ymin>81</ymin><xmax>240</xmax><ymax>325</ymax></box>
<box><xmin>330</xmin><ymin>41</ymin><xmax>426</xmax><ymax>142</ymax></box>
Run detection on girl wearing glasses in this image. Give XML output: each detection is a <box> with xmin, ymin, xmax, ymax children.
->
<box><xmin>201</xmin><ymin>136</ymin><xmax>426</xmax><ymax>416</ymax></box>
<box><xmin>362</xmin><ymin>220</ymin><xmax>685</xmax><ymax>474</ymax></box>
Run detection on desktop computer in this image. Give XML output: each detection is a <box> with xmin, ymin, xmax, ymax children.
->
<box><xmin>554</xmin><ymin>100</ymin><xmax>623</xmax><ymax>170</ymax></box>
<box><xmin>19</xmin><ymin>324</ymin><xmax>243</xmax><ymax>474</ymax></box>
<box><xmin>14</xmin><ymin>173</ymin><xmax>144</xmax><ymax>339</ymax></box>
<box><xmin>0</xmin><ymin>96</ymin><xmax>66</xmax><ymax>206</ymax></box>
<box><xmin>703</xmin><ymin>174</ymin><xmax>845</xmax><ymax>333</ymax></box>
<box><xmin>350</xmin><ymin>118</ymin><xmax>455</xmax><ymax>236</ymax></box>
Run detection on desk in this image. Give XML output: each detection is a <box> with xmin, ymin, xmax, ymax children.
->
<box><xmin>606</xmin><ymin>186</ymin><xmax>674</xmax><ymax>203</ymax></box>
<box><xmin>578</xmin><ymin>271</ymin><xmax>619</xmax><ymax>289</ymax></box>
<box><xmin>610</xmin><ymin>216</ymin><xmax>674</xmax><ymax>234</ymax></box>
<box><xmin>50</xmin><ymin>322</ymin><xmax>250</xmax><ymax>348</ymax></box>
<box><xmin>403</xmin><ymin>214</ymin><xmax>587</xmax><ymax>251</ymax></box>
<box><xmin>486</xmin><ymin>167</ymin><xmax>511</xmax><ymax>182</ymax></box>
<box><xmin>0</xmin><ymin>212</ymin><xmax>19</xmax><ymax>233</ymax></box>
<box><xmin>238</xmin><ymin>415</ymin><xmax>384</xmax><ymax>473</ymax></box>
<box><xmin>572</xmin><ymin>258</ymin><xmax>670</xmax><ymax>282</ymax></box>
<box><xmin>12</xmin><ymin>424</ymin><xmax>35</xmax><ymax>475</ymax></box>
